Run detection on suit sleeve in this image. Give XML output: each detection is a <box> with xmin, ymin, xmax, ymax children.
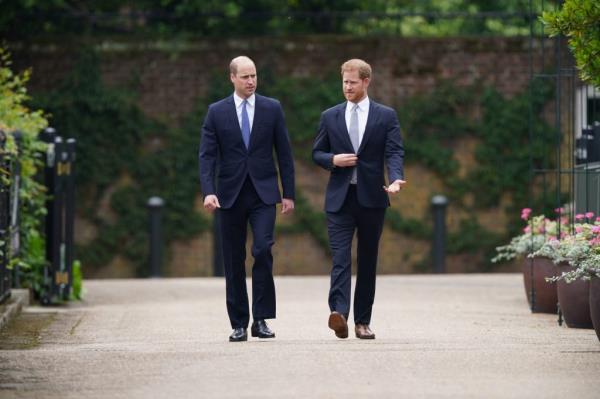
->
<box><xmin>312</xmin><ymin>114</ymin><xmax>335</xmax><ymax>170</ymax></box>
<box><xmin>273</xmin><ymin>102</ymin><xmax>295</xmax><ymax>200</ymax></box>
<box><xmin>384</xmin><ymin>109</ymin><xmax>405</xmax><ymax>182</ymax></box>
<box><xmin>198</xmin><ymin>105</ymin><xmax>218</xmax><ymax>197</ymax></box>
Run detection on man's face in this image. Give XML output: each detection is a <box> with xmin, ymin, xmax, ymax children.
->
<box><xmin>231</xmin><ymin>61</ymin><xmax>257</xmax><ymax>99</ymax></box>
<box><xmin>342</xmin><ymin>69</ymin><xmax>369</xmax><ymax>103</ymax></box>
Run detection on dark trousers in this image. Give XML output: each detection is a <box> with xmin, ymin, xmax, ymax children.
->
<box><xmin>326</xmin><ymin>185</ymin><xmax>385</xmax><ymax>325</ymax></box>
<box><xmin>219</xmin><ymin>177</ymin><xmax>276</xmax><ymax>329</ymax></box>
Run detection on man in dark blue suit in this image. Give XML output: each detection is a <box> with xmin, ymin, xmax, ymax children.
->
<box><xmin>313</xmin><ymin>59</ymin><xmax>405</xmax><ymax>340</ymax></box>
<box><xmin>199</xmin><ymin>56</ymin><xmax>295</xmax><ymax>342</ymax></box>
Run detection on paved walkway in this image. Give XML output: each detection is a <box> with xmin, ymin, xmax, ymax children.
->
<box><xmin>0</xmin><ymin>274</ymin><xmax>598</xmax><ymax>398</ymax></box>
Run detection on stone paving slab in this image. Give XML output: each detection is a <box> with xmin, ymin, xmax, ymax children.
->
<box><xmin>0</xmin><ymin>289</ymin><xmax>30</xmax><ymax>331</ymax></box>
<box><xmin>0</xmin><ymin>274</ymin><xmax>598</xmax><ymax>398</ymax></box>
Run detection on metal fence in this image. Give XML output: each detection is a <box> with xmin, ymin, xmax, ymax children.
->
<box><xmin>527</xmin><ymin>1</ymin><xmax>599</xmax><ymax>317</ymax></box>
<box><xmin>0</xmin><ymin>125</ymin><xmax>77</xmax><ymax>305</ymax></box>
<box><xmin>0</xmin><ymin>131</ymin><xmax>11</xmax><ymax>303</ymax></box>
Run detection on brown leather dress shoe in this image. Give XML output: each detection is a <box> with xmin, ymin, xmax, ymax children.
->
<box><xmin>328</xmin><ymin>312</ymin><xmax>348</xmax><ymax>339</ymax></box>
<box><xmin>355</xmin><ymin>324</ymin><xmax>375</xmax><ymax>339</ymax></box>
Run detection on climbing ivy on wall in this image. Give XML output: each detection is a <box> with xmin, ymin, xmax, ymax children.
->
<box><xmin>35</xmin><ymin>49</ymin><xmax>556</xmax><ymax>274</ymax></box>
<box><xmin>35</xmin><ymin>50</ymin><xmax>210</xmax><ymax>274</ymax></box>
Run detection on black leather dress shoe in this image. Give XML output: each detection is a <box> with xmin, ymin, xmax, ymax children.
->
<box><xmin>229</xmin><ymin>328</ymin><xmax>247</xmax><ymax>342</ymax></box>
<box><xmin>251</xmin><ymin>320</ymin><xmax>275</xmax><ymax>338</ymax></box>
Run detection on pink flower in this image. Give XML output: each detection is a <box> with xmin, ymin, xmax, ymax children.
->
<box><xmin>596</xmin><ymin>217</ymin><xmax>600</xmax><ymax>223</ymax></box>
<box><xmin>523</xmin><ymin>226</ymin><xmax>531</xmax><ymax>233</ymax></box>
<box><xmin>586</xmin><ymin>212</ymin><xmax>594</xmax><ymax>219</ymax></box>
<box><xmin>521</xmin><ymin>208</ymin><xmax>532</xmax><ymax>220</ymax></box>
<box><xmin>575</xmin><ymin>226</ymin><xmax>584</xmax><ymax>233</ymax></box>
<box><xmin>592</xmin><ymin>226</ymin><xmax>600</xmax><ymax>234</ymax></box>
<box><xmin>555</xmin><ymin>207</ymin><xmax>564</xmax><ymax>214</ymax></box>
<box><xmin>575</xmin><ymin>214</ymin><xmax>585</xmax><ymax>220</ymax></box>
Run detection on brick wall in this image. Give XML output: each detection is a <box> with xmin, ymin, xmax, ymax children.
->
<box><xmin>8</xmin><ymin>36</ymin><xmax>569</xmax><ymax>276</ymax></box>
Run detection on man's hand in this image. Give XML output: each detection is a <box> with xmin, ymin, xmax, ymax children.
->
<box><xmin>333</xmin><ymin>153</ymin><xmax>358</xmax><ymax>167</ymax></box>
<box><xmin>282</xmin><ymin>198</ymin><xmax>295</xmax><ymax>214</ymax></box>
<box><xmin>383</xmin><ymin>179</ymin><xmax>406</xmax><ymax>194</ymax></box>
<box><xmin>203</xmin><ymin>194</ymin><xmax>221</xmax><ymax>212</ymax></box>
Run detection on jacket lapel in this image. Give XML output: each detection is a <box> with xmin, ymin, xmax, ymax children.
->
<box><xmin>357</xmin><ymin>101</ymin><xmax>379</xmax><ymax>154</ymax></box>
<box><xmin>336</xmin><ymin>103</ymin><xmax>355</xmax><ymax>152</ymax></box>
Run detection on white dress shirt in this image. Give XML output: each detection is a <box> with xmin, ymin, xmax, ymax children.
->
<box><xmin>233</xmin><ymin>92</ymin><xmax>255</xmax><ymax>131</ymax></box>
<box><xmin>345</xmin><ymin>96</ymin><xmax>370</xmax><ymax>147</ymax></box>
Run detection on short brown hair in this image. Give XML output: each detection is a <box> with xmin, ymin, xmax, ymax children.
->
<box><xmin>341</xmin><ymin>59</ymin><xmax>372</xmax><ymax>80</ymax></box>
<box><xmin>230</xmin><ymin>56</ymin><xmax>254</xmax><ymax>75</ymax></box>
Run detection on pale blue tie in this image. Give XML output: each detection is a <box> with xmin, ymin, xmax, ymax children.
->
<box><xmin>241</xmin><ymin>100</ymin><xmax>251</xmax><ymax>148</ymax></box>
<box><xmin>349</xmin><ymin>104</ymin><xmax>359</xmax><ymax>184</ymax></box>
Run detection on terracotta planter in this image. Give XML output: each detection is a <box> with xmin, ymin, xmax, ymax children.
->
<box><xmin>556</xmin><ymin>263</ymin><xmax>593</xmax><ymax>329</ymax></box>
<box><xmin>590</xmin><ymin>277</ymin><xmax>600</xmax><ymax>342</ymax></box>
<box><xmin>522</xmin><ymin>256</ymin><xmax>558</xmax><ymax>314</ymax></box>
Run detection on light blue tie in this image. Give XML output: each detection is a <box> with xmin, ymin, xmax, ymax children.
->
<box><xmin>241</xmin><ymin>100</ymin><xmax>251</xmax><ymax>148</ymax></box>
<box><xmin>349</xmin><ymin>104</ymin><xmax>359</xmax><ymax>184</ymax></box>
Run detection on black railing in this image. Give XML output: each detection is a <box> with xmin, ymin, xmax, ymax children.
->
<box><xmin>527</xmin><ymin>1</ymin><xmax>599</xmax><ymax>320</ymax></box>
<box><xmin>0</xmin><ymin>127</ymin><xmax>77</xmax><ymax>305</ymax></box>
<box><xmin>0</xmin><ymin>131</ymin><xmax>11</xmax><ymax>303</ymax></box>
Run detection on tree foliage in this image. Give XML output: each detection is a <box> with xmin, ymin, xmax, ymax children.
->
<box><xmin>0</xmin><ymin>48</ymin><xmax>49</xmax><ymax>295</ymax></box>
<box><xmin>542</xmin><ymin>0</ymin><xmax>600</xmax><ymax>87</ymax></box>
<box><xmin>1</xmin><ymin>0</ymin><xmax>557</xmax><ymax>38</ymax></box>
<box><xmin>34</xmin><ymin>49</ymin><xmax>210</xmax><ymax>273</ymax></box>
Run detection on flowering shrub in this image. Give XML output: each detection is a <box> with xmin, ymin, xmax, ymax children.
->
<box><xmin>491</xmin><ymin>209</ymin><xmax>564</xmax><ymax>263</ymax></box>
<box><xmin>531</xmin><ymin>213</ymin><xmax>600</xmax><ymax>283</ymax></box>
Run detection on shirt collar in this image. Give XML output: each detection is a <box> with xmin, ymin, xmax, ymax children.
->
<box><xmin>234</xmin><ymin>93</ymin><xmax>255</xmax><ymax>108</ymax></box>
<box><xmin>346</xmin><ymin>96</ymin><xmax>370</xmax><ymax>113</ymax></box>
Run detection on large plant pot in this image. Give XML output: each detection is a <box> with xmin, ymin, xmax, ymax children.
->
<box><xmin>522</xmin><ymin>256</ymin><xmax>558</xmax><ymax>314</ymax></box>
<box><xmin>590</xmin><ymin>278</ymin><xmax>600</xmax><ymax>342</ymax></box>
<box><xmin>556</xmin><ymin>264</ymin><xmax>593</xmax><ymax>329</ymax></box>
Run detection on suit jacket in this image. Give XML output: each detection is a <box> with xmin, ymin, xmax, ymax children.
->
<box><xmin>199</xmin><ymin>93</ymin><xmax>295</xmax><ymax>209</ymax></box>
<box><xmin>312</xmin><ymin>100</ymin><xmax>404</xmax><ymax>212</ymax></box>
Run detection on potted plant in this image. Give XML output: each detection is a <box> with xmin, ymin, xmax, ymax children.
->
<box><xmin>534</xmin><ymin>214</ymin><xmax>599</xmax><ymax>329</ymax></box>
<box><xmin>581</xmin><ymin>253</ymin><xmax>600</xmax><ymax>342</ymax></box>
<box><xmin>492</xmin><ymin>209</ymin><xmax>561</xmax><ymax>313</ymax></box>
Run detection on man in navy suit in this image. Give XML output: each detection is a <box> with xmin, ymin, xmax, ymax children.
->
<box><xmin>199</xmin><ymin>56</ymin><xmax>295</xmax><ymax>342</ymax></box>
<box><xmin>313</xmin><ymin>59</ymin><xmax>405</xmax><ymax>340</ymax></box>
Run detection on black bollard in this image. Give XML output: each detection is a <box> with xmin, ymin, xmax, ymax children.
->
<box><xmin>431</xmin><ymin>195</ymin><xmax>448</xmax><ymax>274</ymax></box>
<box><xmin>147</xmin><ymin>197</ymin><xmax>164</xmax><ymax>277</ymax></box>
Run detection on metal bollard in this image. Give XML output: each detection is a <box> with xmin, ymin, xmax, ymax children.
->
<box><xmin>431</xmin><ymin>195</ymin><xmax>448</xmax><ymax>274</ymax></box>
<box><xmin>147</xmin><ymin>197</ymin><xmax>164</xmax><ymax>277</ymax></box>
